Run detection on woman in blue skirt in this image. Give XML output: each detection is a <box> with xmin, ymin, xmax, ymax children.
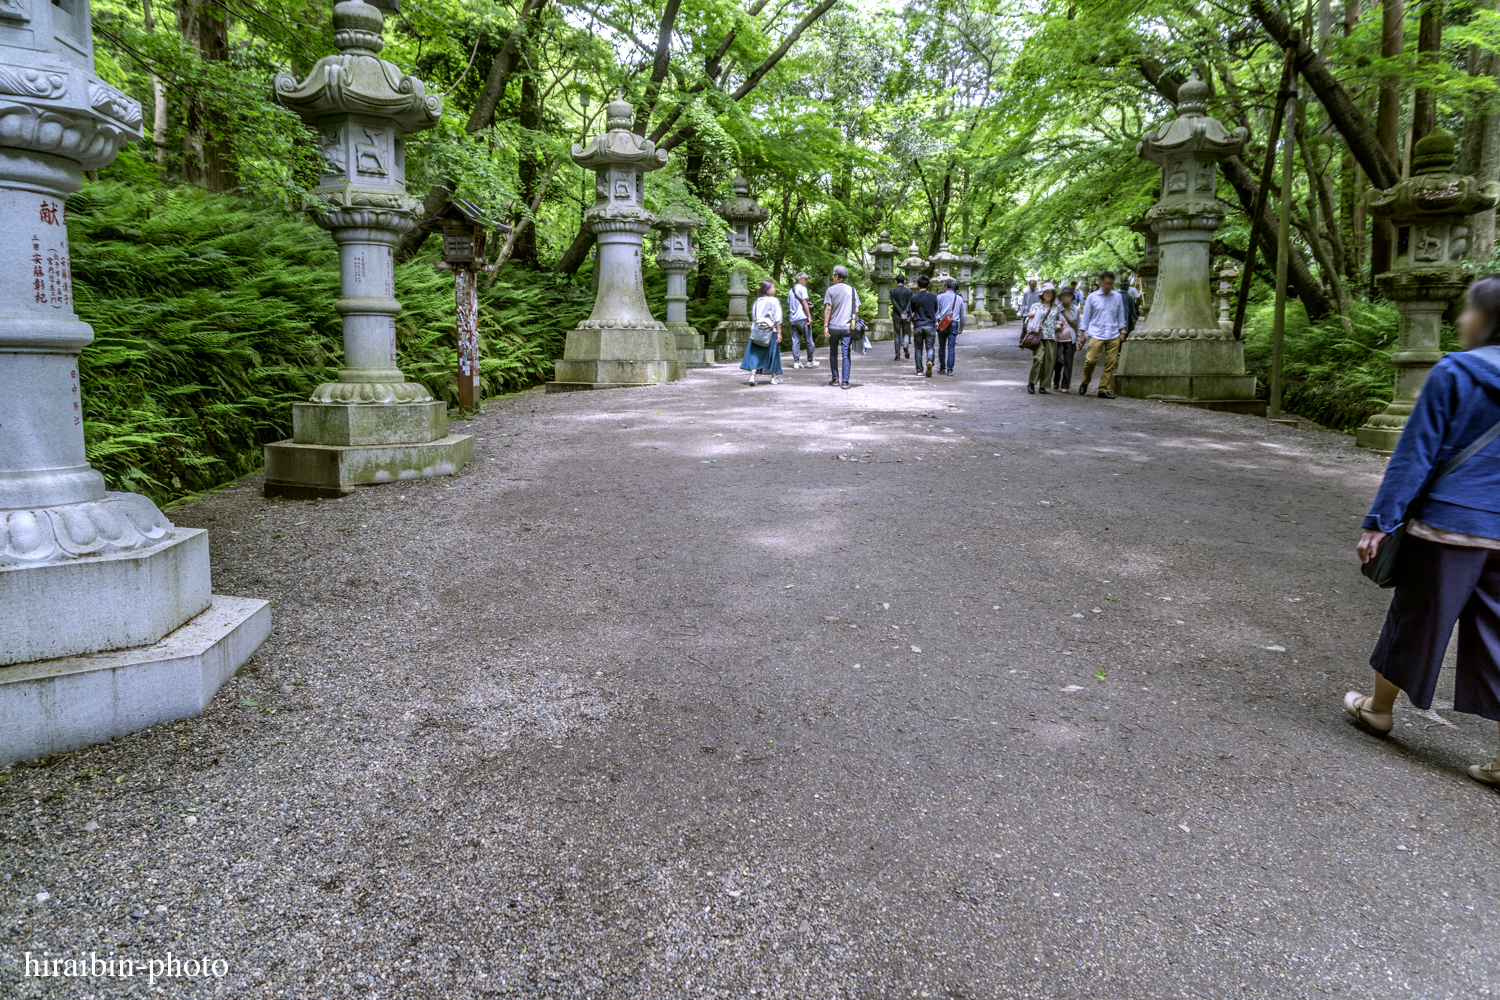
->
<box><xmin>1349</xmin><ymin>275</ymin><xmax>1500</xmax><ymax>787</ymax></box>
<box><xmin>741</xmin><ymin>279</ymin><xmax>784</xmax><ymax>385</ymax></box>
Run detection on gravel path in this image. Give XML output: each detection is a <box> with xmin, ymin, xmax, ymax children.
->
<box><xmin>5</xmin><ymin>323</ymin><xmax>1499</xmax><ymax>998</ymax></box>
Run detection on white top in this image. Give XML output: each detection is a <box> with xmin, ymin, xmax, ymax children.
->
<box><xmin>1080</xmin><ymin>288</ymin><xmax>1128</xmax><ymax>340</ymax></box>
<box><xmin>788</xmin><ymin>283</ymin><xmax>811</xmax><ymax>322</ymax></box>
<box><xmin>752</xmin><ymin>295</ymin><xmax>783</xmax><ymax>326</ymax></box>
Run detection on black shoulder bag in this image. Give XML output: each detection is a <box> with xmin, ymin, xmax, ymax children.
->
<box><xmin>1362</xmin><ymin>414</ymin><xmax>1500</xmax><ymax>587</ymax></box>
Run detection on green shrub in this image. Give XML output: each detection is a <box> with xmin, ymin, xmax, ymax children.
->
<box><xmin>70</xmin><ymin>180</ymin><xmax>588</xmax><ymax>505</ymax></box>
<box><xmin>1240</xmin><ymin>298</ymin><xmax>1453</xmax><ymax>433</ymax></box>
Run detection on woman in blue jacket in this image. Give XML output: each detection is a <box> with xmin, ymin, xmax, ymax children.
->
<box><xmin>1348</xmin><ymin>275</ymin><xmax>1500</xmax><ymax>787</ymax></box>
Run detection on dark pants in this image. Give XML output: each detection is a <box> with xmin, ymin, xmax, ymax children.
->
<box><xmin>828</xmin><ymin>327</ymin><xmax>852</xmax><ymax>382</ymax></box>
<box><xmin>1371</xmin><ymin>534</ymin><xmax>1500</xmax><ymax>720</ymax></box>
<box><xmin>939</xmin><ymin>329</ymin><xmax>958</xmax><ymax>372</ymax></box>
<box><xmin>892</xmin><ymin>316</ymin><xmax>913</xmax><ymax>357</ymax></box>
<box><xmin>913</xmin><ymin>325</ymin><xmax>936</xmax><ymax>372</ymax></box>
<box><xmin>790</xmin><ymin>320</ymin><xmax>814</xmax><ymax>362</ymax></box>
<box><xmin>1054</xmin><ymin>341</ymin><xmax>1077</xmax><ymax>389</ymax></box>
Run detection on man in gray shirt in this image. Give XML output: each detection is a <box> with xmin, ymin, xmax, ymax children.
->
<box><xmin>1019</xmin><ymin>279</ymin><xmax>1041</xmax><ymax>314</ymax></box>
<box><xmin>1078</xmin><ymin>270</ymin><xmax>1128</xmax><ymax>399</ymax></box>
<box><xmin>823</xmin><ymin>265</ymin><xmax>860</xmax><ymax>389</ymax></box>
<box><xmin>934</xmin><ymin>277</ymin><xmax>967</xmax><ymax>376</ymax></box>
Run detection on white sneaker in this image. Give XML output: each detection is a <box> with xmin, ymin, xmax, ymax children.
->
<box><xmin>793</xmin><ymin>362</ymin><xmax>802</xmax><ymax>369</ymax></box>
<box><xmin>771</xmin><ymin>376</ymin><xmax>783</xmax><ymax>384</ymax></box>
<box><xmin>808</xmin><ymin>360</ymin><xmax>818</xmax><ymax>367</ymax></box>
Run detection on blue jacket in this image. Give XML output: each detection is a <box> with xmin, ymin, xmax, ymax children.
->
<box><xmin>1364</xmin><ymin>345</ymin><xmax>1500</xmax><ymax>538</ymax></box>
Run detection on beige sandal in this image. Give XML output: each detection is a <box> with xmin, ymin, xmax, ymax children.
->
<box><xmin>1344</xmin><ymin>691</ymin><xmax>1393</xmax><ymax>734</ymax></box>
<box><xmin>1469</xmin><ymin>763</ymin><xmax>1500</xmax><ymax>787</ymax></box>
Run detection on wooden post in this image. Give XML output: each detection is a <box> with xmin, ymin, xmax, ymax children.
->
<box><xmin>455</xmin><ymin>264</ymin><xmax>480</xmax><ymax>411</ymax></box>
<box><xmin>1271</xmin><ymin>81</ymin><xmax>1298</xmax><ymax>424</ymax></box>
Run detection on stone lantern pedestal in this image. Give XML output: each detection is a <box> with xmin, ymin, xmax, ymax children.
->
<box><xmin>0</xmin><ymin>0</ymin><xmax>268</xmax><ymax>765</ymax></box>
<box><xmin>549</xmin><ymin>99</ymin><xmax>683</xmax><ymax>390</ymax></box>
<box><xmin>870</xmin><ymin>230</ymin><xmax>897</xmax><ymax>342</ymax></box>
<box><xmin>999</xmin><ymin>278</ymin><xmax>1019</xmax><ymax>321</ymax></box>
<box><xmin>1356</xmin><ymin>131</ymin><xmax>1499</xmax><ymax>453</ymax></box>
<box><xmin>1116</xmin><ymin>74</ymin><xmax>1262</xmax><ymax>414</ymax></box>
<box><xmin>901</xmin><ymin>243</ymin><xmax>928</xmax><ymax>286</ymax></box>
<box><xmin>710</xmin><ymin>176</ymin><xmax>767</xmax><ymax>361</ymax></box>
<box><xmin>654</xmin><ymin>209</ymin><xmax>713</xmax><ymax>367</ymax></box>
<box><xmin>264</xmin><ymin>0</ymin><xmax>471</xmax><ymax>495</ymax></box>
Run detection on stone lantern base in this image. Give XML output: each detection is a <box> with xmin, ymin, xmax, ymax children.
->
<box><xmin>1115</xmin><ymin>332</ymin><xmax>1266</xmax><ymax>415</ymax></box>
<box><xmin>872</xmin><ymin>318</ymin><xmax>894</xmax><ymax>342</ymax></box>
<box><xmin>0</xmin><ymin>498</ymin><xmax>270</xmax><ymax>765</ymax></box>
<box><xmin>547</xmin><ymin>319</ymin><xmax>686</xmax><ymax>391</ymax></box>
<box><xmin>711</xmin><ymin>317</ymin><xmax>752</xmax><ymax>363</ymax></box>
<box><xmin>971</xmin><ymin>307</ymin><xmax>993</xmax><ymax>326</ymax></box>
<box><xmin>264</xmin><ymin>396</ymin><xmax>474</xmax><ymax>499</ymax></box>
<box><xmin>669</xmin><ymin>322</ymin><xmax>715</xmax><ymax>367</ymax></box>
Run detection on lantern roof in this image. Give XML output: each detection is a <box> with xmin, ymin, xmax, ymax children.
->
<box><xmin>1136</xmin><ymin>71</ymin><xmax>1247</xmax><ymax>164</ymax></box>
<box><xmin>717</xmin><ymin>175</ymin><xmax>769</xmax><ymax>224</ymax></box>
<box><xmin>572</xmin><ymin>97</ymin><xmax>669</xmax><ymax>172</ymax></box>
<box><xmin>419</xmin><ymin>197</ymin><xmax>508</xmax><ymax>233</ymax></box>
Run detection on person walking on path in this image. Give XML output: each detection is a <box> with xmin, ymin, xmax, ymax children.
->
<box><xmin>1078</xmin><ymin>270</ymin><xmax>1128</xmax><ymax>399</ymax></box>
<box><xmin>787</xmin><ymin>272</ymin><xmax>817</xmax><ymax>369</ymax></box>
<box><xmin>934</xmin><ymin>277</ymin><xmax>967</xmax><ymax>376</ymax></box>
<box><xmin>890</xmin><ymin>274</ymin><xmax>914</xmax><ymax>362</ymax></box>
<box><xmin>823</xmin><ymin>265</ymin><xmax>860</xmax><ymax>389</ymax></box>
<box><xmin>1051</xmin><ymin>286</ymin><xmax>1082</xmax><ymax>392</ymax></box>
<box><xmin>1348</xmin><ymin>276</ymin><xmax>1500</xmax><ymax>786</ymax></box>
<box><xmin>1019</xmin><ymin>278</ymin><xmax>1041</xmax><ymax>316</ymax></box>
<box><xmin>741</xmin><ymin>279</ymin><xmax>784</xmax><ymax>385</ymax></box>
<box><xmin>1023</xmin><ymin>283</ymin><xmax>1060</xmax><ymax>394</ymax></box>
<box><xmin>909</xmin><ymin>274</ymin><xmax>939</xmax><ymax>378</ymax></box>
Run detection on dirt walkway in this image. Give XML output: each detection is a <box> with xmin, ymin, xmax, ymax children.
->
<box><xmin>5</xmin><ymin>323</ymin><xmax>1498</xmax><ymax>998</ymax></box>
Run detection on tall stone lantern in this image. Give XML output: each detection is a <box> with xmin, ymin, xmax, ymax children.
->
<box><xmin>870</xmin><ymin>230</ymin><xmax>897</xmax><ymax>341</ymax></box>
<box><xmin>1356</xmin><ymin>130</ymin><xmax>1500</xmax><ymax>453</ymax></box>
<box><xmin>901</xmin><ymin>242</ymin><xmax>928</xmax><ymax>284</ymax></box>
<box><xmin>1115</xmin><ymin>73</ymin><xmax>1261</xmax><ymax>412</ymax></box>
<box><xmin>1217</xmin><ymin>262</ymin><xmax>1239</xmax><ymax>330</ymax></box>
<box><xmin>969</xmin><ymin>244</ymin><xmax>992</xmax><ymax>324</ymax></box>
<box><xmin>711</xmin><ymin>175</ymin><xmax>768</xmax><ymax>361</ymax></box>
<box><xmin>550</xmin><ymin>99</ymin><xmax>682</xmax><ymax>389</ymax></box>
<box><xmin>654</xmin><ymin>208</ymin><xmax>713</xmax><ymax>367</ymax></box>
<box><xmin>265</xmin><ymin>0</ymin><xmax>472</xmax><ymax>494</ymax></box>
<box><xmin>954</xmin><ymin>246</ymin><xmax>977</xmax><ymax>315</ymax></box>
<box><xmin>929</xmin><ymin>241</ymin><xmax>957</xmax><ymax>287</ymax></box>
<box><xmin>0</xmin><ymin>0</ymin><xmax>268</xmax><ymax>764</ymax></box>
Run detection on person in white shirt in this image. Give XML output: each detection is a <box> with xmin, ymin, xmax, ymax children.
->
<box><xmin>933</xmin><ymin>277</ymin><xmax>967</xmax><ymax>376</ymax></box>
<box><xmin>786</xmin><ymin>273</ymin><xmax>817</xmax><ymax>368</ymax></box>
<box><xmin>1077</xmin><ymin>270</ymin><xmax>1128</xmax><ymax>399</ymax></box>
<box><xmin>822</xmin><ymin>265</ymin><xmax>860</xmax><ymax>389</ymax></box>
<box><xmin>741</xmin><ymin>279</ymin><xmax>785</xmax><ymax>385</ymax></box>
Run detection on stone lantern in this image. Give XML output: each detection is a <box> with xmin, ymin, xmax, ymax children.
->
<box><xmin>549</xmin><ymin>98</ymin><xmax>682</xmax><ymax>390</ymax></box>
<box><xmin>869</xmin><ymin>230</ymin><xmax>897</xmax><ymax>341</ymax></box>
<box><xmin>901</xmin><ymin>242</ymin><xmax>927</xmax><ymax>285</ymax></box>
<box><xmin>968</xmin><ymin>244</ymin><xmax>992</xmax><ymax>325</ymax></box>
<box><xmin>654</xmin><ymin>208</ymin><xmax>713</xmax><ymax>367</ymax></box>
<box><xmin>1356</xmin><ymin>130</ymin><xmax>1500</xmax><ymax>453</ymax></box>
<box><xmin>929</xmin><ymin>241</ymin><xmax>957</xmax><ymax>287</ymax></box>
<box><xmin>1115</xmin><ymin>73</ymin><xmax>1260</xmax><ymax>412</ymax></box>
<box><xmin>712</xmin><ymin>175</ymin><xmax>768</xmax><ymax>361</ymax></box>
<box><xmin>0</xmin><ymin>0</ymin><xmax>268</xmax><ymax>764</ymax></box>
<box><xmin>1217</xmin><ymin>262</ymin><xmax>1239</xmax><ymax>330</ymax></box>
<box><xmin>265</xmin><ymin>0</ymin><xmax>472</xmax><ymax>494</ymax></box>
<box><xmin>954</xmin><ymin>246</ymin><xmax>977</xmax><ymax>315</ymax></box>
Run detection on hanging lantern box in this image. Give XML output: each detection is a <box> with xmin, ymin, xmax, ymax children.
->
<box><xmin>420</xmin><ymin>197</ymin><xmax>508</xmax><ymax>270</ymax></box>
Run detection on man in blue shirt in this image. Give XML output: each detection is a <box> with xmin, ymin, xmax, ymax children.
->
<box><xmin>934</xmin><ymin>277</ymin><xmax>967</xmax><ymax>376</ymax></box>
<box><xmin>1078</xmin><ymin>270</ymin><xmax>1128</xmax><ymax>399</ymax></box>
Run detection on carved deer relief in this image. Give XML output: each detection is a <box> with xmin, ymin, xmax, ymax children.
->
<box><xmin>1167</xmin><ymin>161</ymin><xmax>1189</xmax><ymax>194</ymax></box>
<box><xmin>1413</xmin><ymin>225</ymin><xmax>1445</xmax><ymax>263</ymax></box>
<box><xmin>355</xmin><ymin>128</ymin><xmax>389</xmax><ymax>177</ymax></box>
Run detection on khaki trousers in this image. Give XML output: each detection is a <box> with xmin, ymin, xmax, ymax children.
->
<box><xmin>1082</xmin><ymin>336</ymin><xmax>1120</xmax><ymax>392</ymax></box>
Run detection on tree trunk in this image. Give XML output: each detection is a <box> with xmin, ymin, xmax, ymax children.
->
<box><xmin>634</xmin><ymin>0</ymin><xmax>680</xmax><ymax>135</ymax></box>
<box><xmin>177</xmin><ymin>0</ymin><xmax>237</xmax><ymax>191</ymax></box>
<box><xmin>142</xmin><ymin>0</ymin><xmax>169</xmax><ymax>176</ymax></box>
<box><xmin>1413</xmin><ymin>2</ymin><xmax>1443</xmax><ymax>143</ymax></box>
<box><xmin>466</xmin><ymin>0</ymin><xmax>549</xmax><ymax>134</ymax></box>
<box><xmin>1460</xmin><ymin>7</ymin><xmax>1500</xmax><ymax>260</ymax></box>
<box><xmin>513</xmin><ymin>68</ymin><xmax>542</xmax><ymax>266</ymax></box>
<box><xmin>553</xmin><ymin>228</ymin><xmax>594</xmax><ymax>276</ymax></box>
<box><xmin>1373</xmin><ymin>0</ymin><xmax>1405</xmax><ymax>278</ymax></box>
<box><xmin>1297</xmin><ymin>129</ymin><xmax>1353</xmax><ymax>330</ymax></box>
